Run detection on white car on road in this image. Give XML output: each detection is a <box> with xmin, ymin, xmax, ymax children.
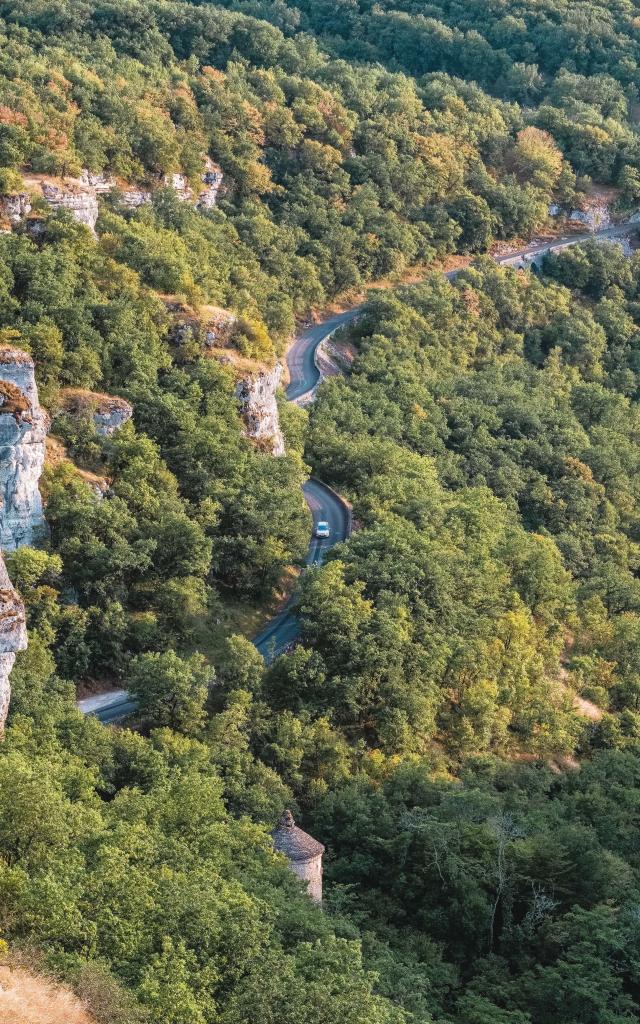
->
<box><xmin>315</xmin><ymin>520</ymin><xmax>331</xmax><ymax>538</ymax></box>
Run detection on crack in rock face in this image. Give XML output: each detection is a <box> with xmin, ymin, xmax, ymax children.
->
<box><xmin>235</xmin><ymin>362</ymin><xmax>286</xmax><ymax>457</ymax></box>
<box><xmin>0</xmin><ymin>347</ymin><xmax>49</xmax><ymax>550</ymax></box>
<box><xmin>0</xmin><ymin>552</ymin><xmax>27</xmax><ymax>732</ymax></box>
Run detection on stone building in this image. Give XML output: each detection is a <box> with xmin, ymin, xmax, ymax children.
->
<box><xmin>272</xmin><ymin>810</ymin><xmax>325</xmax><ymax>904</ymax></box>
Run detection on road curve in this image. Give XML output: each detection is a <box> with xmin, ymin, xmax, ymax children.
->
<box><xmin>253</xmin><ymin>478</ymin><xmax>351</xmax><ymax>662</ymax></box>
<box><xmin>79</xmin><ymin>220</ymin><xmax>638</xmax><ymax>722</ymax></box>
<box><xmin>286</xmin><ymin>309</ymin><xmax>362</xmax><ymax>403</ymax></box>
<box><xmin>81</xmin><ymin>321</ymin><xmax>356</xmax><ymax>721</ymax></box>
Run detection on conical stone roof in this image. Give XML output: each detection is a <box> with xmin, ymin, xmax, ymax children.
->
<box><xmin>272</xmin><ymin>810</ymin><xmax>325</xmax><ymax>862</ymax></box>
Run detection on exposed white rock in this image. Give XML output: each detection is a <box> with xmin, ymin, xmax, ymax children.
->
<box><xmin>568</xmin><ymin>202</ymin><xmax>612</xmax><ymax>232</ymax></box>
<box><xmin>197</xmin><ymin>159</ymin><xmax>224</xmax><ymax>209</ymax></box>
<box><xmin>93</xmin><ymin>396</ymin><xmax>133</xmax><ymax>436</ymax></box>
<box><xmin>0</xmin><ymin>551</ymin><xmax>27</xmax><ymax>732</ymax></box>
<box><xmin>0</xmin><ymin>193</ymin><xmax>32</xmax><ymax>225</ymax></box>
<box><xmin>197</xmin><ymin>185</ymin><xmax>222</xmax><ymax>209</ymax></box>
<box><xmin>8</xmin><ymin>159</ymin><xmax>223</xmax><ymax>231</ymax></box>
<box><xmin>164</xmin><ymin>163</ymin><xmax>224</xmax><ymax>208</ymax></box>
<box><xmin>59</xmin><ymin>388</ymin><xmax>133</xmax><ymax>436</ymax></box>
<box><xmin>80</xmin><ymin>168</ymin><xmax>115</xmax><ymax>193</ymax></box>
<box><xmin>164</xmin><ymin>172</ymin><xmax>193</xmax><ymax>202</ymax></box>
<box><xmin>41</xmin><ymin>182</ymin><xmax>99</xmax><ymax>233</ymax></box>
<box><xmin>0</xmin><ymin>346</ymin><xmax>49</xmax><ymax>550</ymax></box>
<box><xmin>235</xmin><ymin>362</ymin><xmax>285</xmax><ymax>457</ymax></box>
<box><xmin>120</xmin><ymin>188</ymin><xmax>153</xmax><ymax>208</ymax></box>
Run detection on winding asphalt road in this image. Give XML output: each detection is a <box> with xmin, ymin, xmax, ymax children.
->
<box><xmin>79</xmin><ymin>324</ymin><xmax>357</xmax><ymax>721</ymax></box>
<box><xmin>78</xmin><ymin>219</ymin><xmax>638</xmax><ymax>722</ymax></box>
<box><xmin>253</xmin><ymin>477</ymin><xmax>351</xmax><ymax>661</ymax></box>
<box><xmin>286</xmin><ymin>309</ymin><xmax>362</xmax><ymax>403</ymax></box>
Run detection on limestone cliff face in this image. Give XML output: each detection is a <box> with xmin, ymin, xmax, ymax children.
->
<box><xmin>0</xmin><ymin>193</ymin><xmax>32</xmax><ymax>226</ymax></box>
<box><xmin>41</xmin><ymin>182</ymin><xmax>99</xmax><ymax>233</ymax></box>
<box><xmin>568</xmin><ymin>203</ymin><xmax>612</xmax><ymax>231</ymax></box>
<box><xmin>235</xmin><ymin>362</ymin><xmax>285</xmax><ymax>456</ymax></box>
<box><xmin>0</xmin><ymin>552</ymin><xmax>27</xmax><ymax>731</ymax></box>
<box><xmin>549</xmin><ymin>187</ymin><xmax>623</xmax><ymax>232</ymax></box>
<box><xmin>0</xmin><ymin>347</ymin><xmax>49</xmax><ymax>550</ymax></box>
<box><xmin>3</xmin><ymin>161</ymin><xmax>224</xmax><ymax>230</ymax></box>
<box><xmin>79</xmin><ymin>169</ymin><xmax>115</xmax><ymax>193</ymax></box>
<box><xmin>163</xmin><ymin>164</ymin><xmax>223</xmax><ymax>208</ymax></box>
<box><xmin>120</xmin><ymin>187</ymin><xmax>153</xmax><ymax>208</ymax></box>
<box><xmin>164</xmin><ymin>172</ymin><xmax>193</xmax><ymax>201</ymax></box>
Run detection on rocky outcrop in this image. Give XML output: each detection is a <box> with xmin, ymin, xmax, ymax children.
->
<box><xmin>568</xmin><ymin>204</ymin><xmax>612</xmax><ymax>231</ymax></box>
<box><xmin>235</xmin><ymin>362</ymin><xmax>285</xmax><ymax>456</ymax></box>
<box><xmin>164</xmin><ymin>161</ymin><xmax>224</xmax><ymax>209</ymax></box>
<box><xmin>120</xmin><ymin>187</ymin><xmax>153</xmax><ymax>208</ymax></box>
<box><xmin>550</xmin><ymin>186</ymin><xmax>626</xmax><ymax>232</ymax></box>
<box><xmin>41</xmin><ymin>182</ymin><xmax>99</xmax><ymax>233</ymax></box>
<box><xmin>0</xmin><ymin>346</ymin><xmax>49</xmax><ymax>549</ymax></box>
<box><xmin>0</xmin><ymin>552</ymin><xmax>27</xmax><ymax>731</ymax></box>
<box><xmin>0</xmin><ymin>193</ymin><xmax>31</xmax><ymax>226</ymax></box>
<box><xmin>197</xmin><ymin>159</ymin><xmax>224</xmax><ymax>209</ymax></box>
<box><xmin>164</xmin><ymin>172</ymin><xmax>193</xmax><ymax>202</ymax></box>
<box><xmin>93</xmin><ymin>396</ymin><xmax>133</xmax><ymax>436</ymax></box>
<box><xmin>8</xmin><ymin>159</ymin><xmax>223</xmax><ymax>228</ymax></box>
<box><xmin>162</xmin><ymin>162</ymin><xmax>224</xmax><ymax>209</ymax></box>
<box><xmin>549</xmin><ymin>200</ymin><xmax>612</xmax><ymax>231</ymax></box>
<box><xmin>79</xmin><ymin>169</ymin><xmax>115</xmax><ymax>193</ymax></box>
<box><xmin>60</xmin><ymin>389</ymin><xmax>133</xmax><ymax>436</ymax></box>
<box><xmin>168</xmin><ymin>303</ymin><xmax>237</xmax><ymax>350</ymax></box>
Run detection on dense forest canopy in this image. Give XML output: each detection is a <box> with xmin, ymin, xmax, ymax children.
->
<box><xmin>0</xmin><ymin>1</ymin><xmax>640</xmax><ymax>1022</ymax></box>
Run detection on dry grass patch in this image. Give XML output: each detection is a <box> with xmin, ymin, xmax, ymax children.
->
<box><xmin>0</xmin><ymin>965</ymin><xmax>96</xmax><ymax>1024</ymax></box>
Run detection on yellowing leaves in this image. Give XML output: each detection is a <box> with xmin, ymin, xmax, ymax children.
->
<box><xmin>411</xmin><ymin>132</ymin><xmax>465</xmax><ymax>195</ymax></box>
<box><xmin>511</xmin><ymin>127</ymin><xmax>564</xmax><ymax>190</ymax></box>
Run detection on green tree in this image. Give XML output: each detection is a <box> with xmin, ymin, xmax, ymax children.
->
<box><xmin>128</xmin><ymin>651</ymin><xmax>212</xmax><ymax>732</ymax></box>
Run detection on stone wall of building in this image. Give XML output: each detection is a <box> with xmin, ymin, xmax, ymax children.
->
<box><xmin>289</xmin><ymin>853</ymin><xmax>323</xmax><ymax>905</ymax></box>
